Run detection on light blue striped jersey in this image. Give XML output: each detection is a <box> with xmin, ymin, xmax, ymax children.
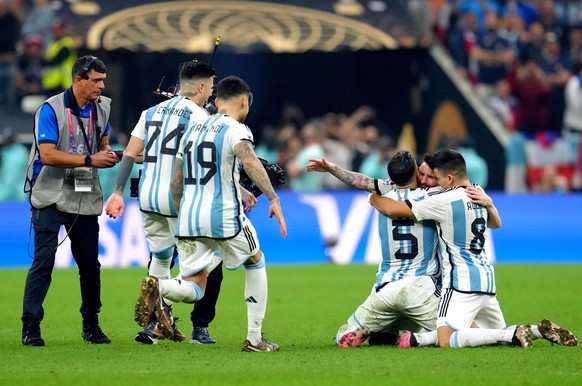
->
<box><xmin>375</xmin><ymin>188</ymin><xmax>439</xmax><ymax>287</ymax></box>
<box><xmin>408</xmin><ymin>186</ymin><xmax>496</xmax><ymax>294</ymax></box>
<box><xmin>131</xmin><ymin>96</ymin><xmax>209</xmax><ymax>216</ymax></box>
<box><xmin>175</xmin><ymin>113</ymin><xmax>254</xmax><ymax>239</ymax></box>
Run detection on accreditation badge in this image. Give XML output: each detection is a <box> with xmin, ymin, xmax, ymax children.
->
<box><xmin>74</xmin><ymin>166</ymin><xmax>93</xmax><ymax>192</ymax></box>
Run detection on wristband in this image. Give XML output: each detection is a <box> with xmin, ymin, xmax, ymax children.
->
<box><xmin>84</xmin><ymin>154</ymin><xmax>92</xmax><ymax>167</ymax></box>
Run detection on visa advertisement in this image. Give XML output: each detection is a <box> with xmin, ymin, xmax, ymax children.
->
<box><xmin>1</xmin><ymin>191</ymin><xmax>581</xmax><ymax>268</ymax></box>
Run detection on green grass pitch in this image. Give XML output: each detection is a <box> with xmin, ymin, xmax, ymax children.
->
<box><xmin>0</xmin><ymin>264</ymin><xmax>580</xmax><ymax>386</ymax></box>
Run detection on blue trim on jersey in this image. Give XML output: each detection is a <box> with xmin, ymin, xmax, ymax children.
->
<box><xmin>451</xmin><ymin>199</ymin><xmax>482</xmax><ymax>292</ymax></box>
<box><xmin>192</xmin><ymin>114</ymin><xmax>222</xmax><ymax>236</ymax></box>
<box><xmin>417</xmin><ymin>219</ymin><xmax>437</xmax><ymax>276</ymax></box>
<box><xmin>376</xmin><ymin>212</ymin><xmax>391</xmax><ymax>287</ymax></box>
<box><xmin>211</xmin><ymin>122</ymin><xmax>228</xmax><ymax>237</ymax></box>
<box><xmin>395</xmin><ymin>189</ymin><xmax>413</xmax><ymax>280</ymax></box>
<box><xmin>476</xmin><ymin>204</ymin><xmax>495</xmax><ymax>293</ymax></box>
<box><xmin>168</xmin><ymin>100</ymin><xmax>191</xmax><ymax>216</ymax></box>
<box><xmin>179</xmin><ymin>122</ymin><xmax>193</xmax><ymax>236</ymax></box>
<box><xmin>143</xmin><ymin>106</ymin><xmax>158</xmax><ymax>213</ymax></box>
<box><xmin>156</xmin><ymin>98</ymin><xmax>181</xmax><ymax>213</ymax></box>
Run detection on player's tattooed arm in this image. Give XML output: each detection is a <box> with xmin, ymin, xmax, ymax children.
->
<box><xmin>170</xmin><ymin>158</ymin><xmax>184</xmax><ymax>212</ymax></box>
<box><xmin>332</xmin><ymin>166</ymin><xmax>376</xmax><ymax>192</ymax></box>
<box><xmin>234</xmin><ymin>141</ymin><xmax>278</xmax><ymax>201</ymax></box>
<box><xmin>306</xmin><ymin>157</ymin><xmax>376</xmax><ymax>192</ymax></box>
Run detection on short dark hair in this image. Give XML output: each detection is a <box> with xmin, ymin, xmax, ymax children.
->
<box><xmin>387</xmin><ymin>150</ymin><xmax>417</xmax><ymax>185</ymax></box>
<box><xmin>427</xmin><ymin>148</ymin><xmax>467</xmax><ymax>178</ymax></box>
<box><xmin>73</xmin><ymin>55</ymin><xmax>106</xmax><ymax>79</ymax></box>
<box><xmin>179</xmin><ymin>61</ymin><xmax>216</xmax><ymax>82</ymax></box>
<box><xmin>423</xmin><ymin>152</ymin><xmax>434</xmax><ymax>165</ymax></box>
<box><xmin>216</xmin><ymin>76</ymin><xmax>250</xmax><ymax>101</ymax></box>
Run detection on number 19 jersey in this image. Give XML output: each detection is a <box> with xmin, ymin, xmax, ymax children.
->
<box><xmin>175</xmin><ymin>114</ymin><xmax>254</xmax><ymax>239</ymax></box>
<box><xmin>375</xmin><ymin>188</ymin><xmax>439</xmax><ymax>287</ymax></box>
<box><xmin>131</xmin><ymin>96</ymin><xmax>209</xmax><ymax>216</ymax></box>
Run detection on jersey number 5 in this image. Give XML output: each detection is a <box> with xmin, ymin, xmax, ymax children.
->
<box><xmin>392</xmin><ymin>218</ymin><xmax>419</xmax><ymax>260</ymax></box>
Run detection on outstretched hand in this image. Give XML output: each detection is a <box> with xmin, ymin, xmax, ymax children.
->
<box><xmin>306</xmin><ymin>157</ymin><xmax>335</xmax><ymax>173</ymax></box>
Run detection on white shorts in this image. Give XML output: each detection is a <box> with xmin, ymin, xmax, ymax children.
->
<box><xmin>347</xmin><ymin>275</ymin><xmax>439</xmax><ymax>334</ymax></box>
<box><xmin>142</xmin><ymin>212</ymin><xmax>177</xmax><ymax>253</ymax></box>
<box><xmin>437</xmin><ymin>288</ymin><xmax>506</xmax><ymax>330</ymax></box>
<box><xmin>176</xmin><ymin>220</ymin><xmax>260</xmax><ymax>277</ymax></box>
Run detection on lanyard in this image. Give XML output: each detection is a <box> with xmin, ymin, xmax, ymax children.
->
<box><xmin>66</xmin><ymin>107</ymin><xmax>93</xmax><ymax>154</ymax></box>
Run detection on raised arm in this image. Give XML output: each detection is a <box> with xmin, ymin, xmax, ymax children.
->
<box><xmin>306</xmin><ymin>157</ymin><xmax>389</xmax><ymax>194</ymax></box>
<box><xmin>465</xmin><ymin>185</ymin><xmax>502</xmax><ymax>229</ymax></box>
<box><xmin>234</xmin><ymin>141</ymin><xmax>287</xmax><ymax>237</ymax></box>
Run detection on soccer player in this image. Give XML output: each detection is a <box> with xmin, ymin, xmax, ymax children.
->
<box><xmin>369</xmin><ymin>148</ymin><xmax>578</xmax><ymax>348</ymax></box>
<box><xmin>105</xmin><ymin>61</ymin><xmax>255</xmax><ymax>344</ymax></box>
<box><xmin>307</xmin><ymin>151</ymin><xmax>441</xmax><ymax>347</ymax></box>
<box><xmin>134</xmin><ymin>75</ymin><xmax>287</xmax><ymax>352</ymax></box>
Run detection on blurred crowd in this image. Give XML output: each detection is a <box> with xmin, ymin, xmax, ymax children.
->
<box><xmin>0</xmin><ymin>0</ymin><xmax>81</xmax><ymax>202</ymax></box>
<box><xmin>1</xmin><ymin>0</ymin><xmax>582</xmax><ymax>202</ymax></box>
<box><xmin>0</xmin><ymin>0</ymin><xmax>78</xmax><ymax>110</ymax></box>
<box><xmin>430</xmin><ymin>0</ymin><xmax>582</xmax><ymax>193</ymax></box>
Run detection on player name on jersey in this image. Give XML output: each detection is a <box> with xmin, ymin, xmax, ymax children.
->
<box><xmin>155</xmin><ymin>105</ymin><xmax>192</xmax><ymax>119</ymax></box>
<box><xmin>192</xmin><ymin>122</ymin><xmax>225</xmax><ymax>133</ymax></box>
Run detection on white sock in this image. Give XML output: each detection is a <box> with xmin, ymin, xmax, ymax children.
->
<box><xmin>450</xmin><ymin>328</ymin><xmax>514</xmax><ymax>348</ymax></box>
<box><xmin>530</xmin><ymin>325</ymin><xmax>541</xmax><ymax>340</ymax></box>
<box><xmin>149</xmin><ymin>246</ymin><xmax>174</xmax><ymax>279</ymax></box>
<box><xmin>245</xmin><ymin>254</ymin><xmax>267</xmax><ymax>346</ymax></box>
<box><xmin>159</xmin><ymin>278</ymin><xmax>204</xmax><ymax>303</ymax></box>
<box><xmin>414</xmin><ymin>330</ymin><xmax>438</xmax><ymax>346</ymax></box>
<box><xmin>506</xmin><ymin>324</ymin><xmax>541</xmax><ymax>340</ymax></box>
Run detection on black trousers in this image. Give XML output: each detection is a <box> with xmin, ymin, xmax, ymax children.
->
<box><xmin>191</xmin><ymin>261</ymin><xmax>223</xmax><ymax>328</ymax></box>
<box><xmin>163</xmin><ymin>249</ymin><xmax>223</xmax><ymax>328</ymax></box>
<box><xmin>22</xmin><ymin>206</ymin><xmax>102</xmax><ymax>324</ymax></box>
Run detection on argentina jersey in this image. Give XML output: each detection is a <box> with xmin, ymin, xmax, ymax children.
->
<box><xmin>409</xmin><ymin>187</ymin><xmax>496</xmax><ymax>294</ymax></box>
<box><xmin>131</xmin><ymin>97</ymin><xmax>209</xmax><ymax>216</ymax></box>
<box><xmin>176</xmin><ymin>114</ymin><xmax>254</xmax><ymax>239</ymax></box>
<box><xmin>375</xmin><ymin>188</ymin><xmax>439</xmax><ymax>287</ymax></box>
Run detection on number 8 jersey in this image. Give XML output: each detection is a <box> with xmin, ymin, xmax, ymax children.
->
<box><xmin>408</xmin><ymin>186</ymin><xmax>496</xmax><ymax>294</ymax></box>
<box><xmin>175</xmin><ymin>114</ymin><xmax>254</xmax><ymax>239</ymax></box>
<box><xmin>131</xmin><ymin>96</ymin><xmax>209</xmax><ymax>216</ymax></box>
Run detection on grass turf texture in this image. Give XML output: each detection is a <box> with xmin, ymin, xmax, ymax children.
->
<box><xmin>0</xmin><ymin>264</ymin><xmax>580</xmax><ymax>386</ymax></box>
